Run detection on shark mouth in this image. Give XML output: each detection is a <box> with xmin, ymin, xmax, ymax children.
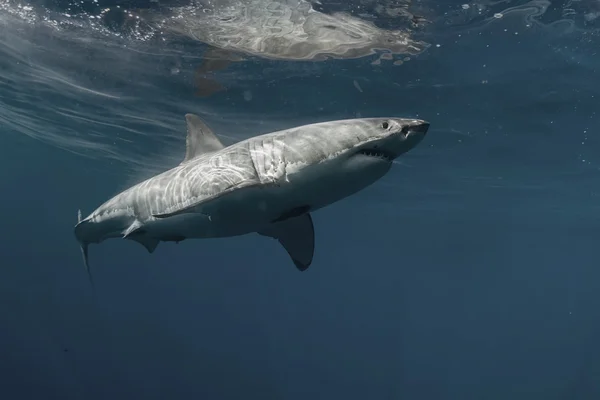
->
<box><xmin>357</xmin><ymin>148</ymin><xmax>394</xmax><ymax>161</ymax></box>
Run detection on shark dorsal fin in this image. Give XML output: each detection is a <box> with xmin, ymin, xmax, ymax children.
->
<box><xmin>181</xmin><ymin>113</ymin><xmax>225</xmax><ymax>164</ymax></box>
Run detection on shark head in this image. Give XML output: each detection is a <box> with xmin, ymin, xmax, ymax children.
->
<box><xmin>347</xmin><ymin>117</ymin><xmax>430</xmax><ymax>162</ymax></box>
<box><xmin>271</xmin><ymin>117</ymin><xmax>430</xmax><ymax>178</ymax></box>
<box><xmin>260</xmin><ymin>117</ymin><xmax>430</xmax><ymax>214</ymax></box>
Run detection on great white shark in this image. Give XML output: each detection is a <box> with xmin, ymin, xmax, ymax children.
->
<box><xmin>74</xmin><ymin>114</ymin><xmax>429</xmax><ymax>281</ymax></box>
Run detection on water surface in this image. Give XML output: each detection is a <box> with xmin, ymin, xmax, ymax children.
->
<box><xmin>1</xmin><ymin>0</ymin><xmax>599</xmax><ymax>398</ymax></box>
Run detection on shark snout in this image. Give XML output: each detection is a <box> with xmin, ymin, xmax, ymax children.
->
<box><xmin>407</xmin><ymin>120</ymin><xmax>430</xmax><ymax>136</ymax></box>
<box><xmin>378</xmin><ymin>119</ymin><xmax>430</xmax><ymax>157</ymax></box>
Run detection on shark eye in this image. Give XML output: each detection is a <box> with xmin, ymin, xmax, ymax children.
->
<box><xmin>401</xmin><ymin>126</ymin><xmax>410</xmax><ymax>136</ymax></box>
<box><xmin>381</xmin><ymin>121</ymin><xmax>389</xmax><ymax>130</ymax></box>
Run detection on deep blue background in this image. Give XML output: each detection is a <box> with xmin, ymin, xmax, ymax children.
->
<box><xmin>1</xmin><ymin>1</ymin><xmax>600</xmax><ymax>399</ymax></box>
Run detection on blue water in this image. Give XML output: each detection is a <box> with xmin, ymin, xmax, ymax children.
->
<box><xmin>1</xmin><ymin>0</ymin><xmax>599</xmax><ymax>398</ymax></box>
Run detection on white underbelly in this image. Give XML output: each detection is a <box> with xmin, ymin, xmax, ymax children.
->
<box><xmin>269</xmin><ymin>155</ymin><xmax>393</xmax><ymax>215</ymax></box>
<box><xmin>202</xmin><ymin>155</ymin><xmax>392</xmax><ymax>224</ymax></box>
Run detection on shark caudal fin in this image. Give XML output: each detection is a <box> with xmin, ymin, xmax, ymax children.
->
<box><xmin>77</xmin><ymin>209</ymin><xmax>95</xmax><ymax>290</ymax></box>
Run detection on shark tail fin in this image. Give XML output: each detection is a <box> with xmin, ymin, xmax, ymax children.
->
<box><xmin>81</xmin><ymin>243</ymin><xmax>95</xmax><ymax>288</ymax></box>
<box><xmin>77</xmin><ymin>209</ymin><xmax>95</xmax><ymax>290</ymax></box>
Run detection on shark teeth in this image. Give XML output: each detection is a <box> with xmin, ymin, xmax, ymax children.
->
<box><xmin>357</xmin><ymin>149</ymin><xmax>393</xmax><ymax>161</ymax></box>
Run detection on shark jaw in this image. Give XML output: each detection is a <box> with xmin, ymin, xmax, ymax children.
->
<box><xmin>352</xmin><ymin>118</ymin><xmax>430</xmax><ymax>161</ymax></box>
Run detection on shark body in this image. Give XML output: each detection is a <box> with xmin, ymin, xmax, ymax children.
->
<box><xmin>74</xmin><ymin>114</ymin><xmax>429</xmax><ymax>279</ymax></box>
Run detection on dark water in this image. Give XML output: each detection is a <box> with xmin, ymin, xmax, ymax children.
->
<box><xmin>1</xmin><ymin>0</ymin><xmax>600</xmax><ymax>399</ymax></box>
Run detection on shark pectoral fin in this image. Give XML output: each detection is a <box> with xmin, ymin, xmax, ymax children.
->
<box><xmin>180</xmin><ymin>114</ymin><xmax>226</xmax><ymax>164</ymax></box>
<box><xmin>128</xmin><ymin>236</ymin><xmax>160</xmax><ymax>254</ymax></box>
<box><xmin>259</xmin><ymin>213</ymin><xmax>315</xmax><ymax>272</ymax></box>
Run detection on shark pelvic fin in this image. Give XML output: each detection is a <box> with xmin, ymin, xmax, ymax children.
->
<box><xmin>122</xmin><ymin>220</ymin><xmax>143</xmax><ymax>238</ymax></box>
<box><xmin>181</xmin><ymin>113</ymin><xmax>225</xmax><ymax>164</ymax></box>
<box><xmin>259</xmin><ymin>212</ymin><xmax>315</xmax><ymax>272</ymax></box>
